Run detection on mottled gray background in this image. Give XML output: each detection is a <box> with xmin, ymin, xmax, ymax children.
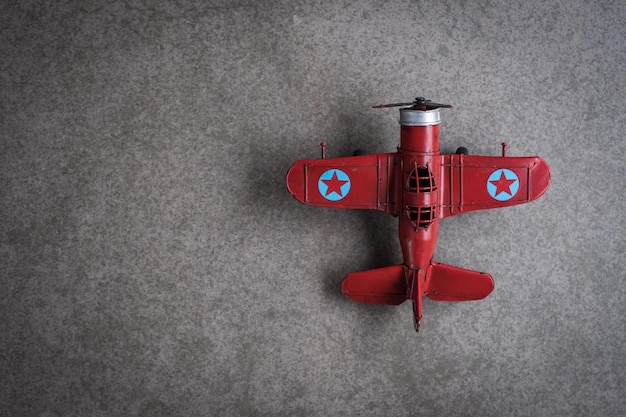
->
<box><xmin>1</xmin><ymin>1</ymin><xmax>625</xmax><ymax>416</ymax></box>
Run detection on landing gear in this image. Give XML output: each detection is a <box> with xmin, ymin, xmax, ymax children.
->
<box><xmin>455</xmin><ymin>147</ymin><xmax>469</xmax><ymax>155</ymax></box>
<box><xmin>353</xmin><ymin>149</ymin><xmax>365</xmax><ymax>156</ymax></box>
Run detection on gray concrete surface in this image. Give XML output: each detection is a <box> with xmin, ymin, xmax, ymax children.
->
<box><xmin>1</xmin><ymin>1</ymin><xmax>625</xmax><ymax>416</ymax></box>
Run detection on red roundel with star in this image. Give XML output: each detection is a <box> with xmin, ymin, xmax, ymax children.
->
<box><xmin>318</xmin><ymin>169</ymin><xmax>351</xmax><ymax>201</ymax></box>
<box><xmin>487</xmin><ymin>169</ymin><xmax>519</xmax><ymax>201</ymax></box>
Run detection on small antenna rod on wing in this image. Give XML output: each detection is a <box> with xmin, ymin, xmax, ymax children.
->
<box><xmin>320</xmin><ymin>142</ymin><xmax>326</xmax><ymax>159</ymax></box>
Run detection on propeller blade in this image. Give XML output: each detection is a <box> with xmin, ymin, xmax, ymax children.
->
<box><xmin>373</xmin><ymin>97</ymin><xmax>453</xmax><ymax>110</ymax></box>
<box><xmin>372</xmin><ymin>102</ymin><xmax>415</xmax><ymax>108</ymax></box>
<box><xmin>423</xmin><ymin>102</ymin><xmax>453</xmax><ymax>109</ymax></box>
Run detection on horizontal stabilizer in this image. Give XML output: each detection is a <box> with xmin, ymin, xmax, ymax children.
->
<box><xmin>426</xmin><ymin>262</ymin><xmax>494</xmax><ymax>301</ymax></box>
<box><xmin>342</xmin><ymin>265</ymin><xmax>407</xmax><ymax>305</ymax></box>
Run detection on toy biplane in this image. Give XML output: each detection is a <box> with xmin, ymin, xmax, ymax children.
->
<box><xmin>286</xmin><ymin>97</ymin><xmax>551</xmax><ymax>331</ymax></box>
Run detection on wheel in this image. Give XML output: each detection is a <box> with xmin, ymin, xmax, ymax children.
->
<box><xmin>455</xmin><ymin>147</ymin><xmax>469</xmax><ymax>155</ymax></box>
<box><xmin>353</xmin><ymin>149</ymin><xmax>365</xmax><ymax>156</ymax></box>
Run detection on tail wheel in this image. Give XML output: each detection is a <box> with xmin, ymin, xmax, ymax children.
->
<box><xmin>455</xmin><ymin>147</ymin><xmax>469</xmax><ymax>155</ymax></box>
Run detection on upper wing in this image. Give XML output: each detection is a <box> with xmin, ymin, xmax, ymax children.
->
<box><xmin>286</xmin><ymin>153</ymin><xmax>400</xmax><ymax>215</ymax></box>
<box><xmin>439</xmin><ymin>154</ymin><xmax>551</xmax><ymax>219</ymax></box>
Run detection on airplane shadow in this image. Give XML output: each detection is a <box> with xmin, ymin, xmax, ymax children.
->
<box><xmin>319</xmin><ymin>209</ymin><xmax>400</xmax><ymax>301</ymax></box>
<box><xmin>243</xmin><ymin>109</ymin><xmax>402</xmax><ymax>319</ymax></box>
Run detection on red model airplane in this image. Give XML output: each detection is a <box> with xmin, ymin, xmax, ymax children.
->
<box><xmin>286</xmin><ymin>97</ymin><xmax>551</xmax><ymax>331</ymax></box>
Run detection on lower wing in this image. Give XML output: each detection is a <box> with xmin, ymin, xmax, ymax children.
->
<box><xmin>286</xmin><ymin>153</ymin><xmax>400</xmax><ymax>215</ymax></box>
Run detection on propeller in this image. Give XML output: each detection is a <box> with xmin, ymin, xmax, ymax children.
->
<box><xmin>372</xmin><ymin>96</ymin><xmax>453</xmax><ymax>110</ymax></box>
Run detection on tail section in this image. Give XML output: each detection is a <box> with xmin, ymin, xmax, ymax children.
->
<box><xmin>341</xmin><ymin>262</ymin><xmax>494</xmax><ymax>331</ymax></box>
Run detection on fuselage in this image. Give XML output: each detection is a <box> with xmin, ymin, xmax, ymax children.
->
<box><xmin>398</xmin><ymin>108</ymin><xmax>441</xmax><ymax>269</ymax></box>
<box><xmin>396</xmin><ymin>108</ymin><xmax>443</xmax><ymax>327</ymax></box>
